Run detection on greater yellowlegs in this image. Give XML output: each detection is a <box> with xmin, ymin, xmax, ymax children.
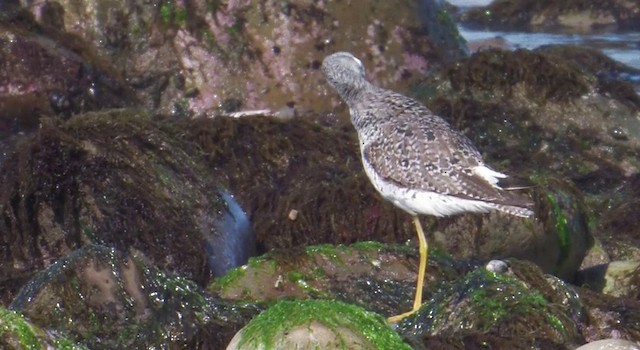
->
<box><xmin>321</xmin><ymin>52</ymin><xmax>533</xmax><ymax>322</ymax></box>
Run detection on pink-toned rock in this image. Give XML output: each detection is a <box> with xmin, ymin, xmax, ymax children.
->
<box><xmin>22</xmin><ymin>1</ymin><xmax>464</xmax><ymax>116</ymax></box>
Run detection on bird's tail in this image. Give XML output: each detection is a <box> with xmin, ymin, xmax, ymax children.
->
<box><xmin>493</xmin><ymin>203</ymin><xmax>534</xmax><ymax>218</ymax></box>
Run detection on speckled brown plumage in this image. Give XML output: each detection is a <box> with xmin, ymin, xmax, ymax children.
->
<box><xmin>322</xmin><ymin>51</ymin><xmax>533</xmax><ymax>322</ymax></box>
<box><xmin>322</xmin><ymin>52</ymin><xmax>533</xmax><ymax>218</ymax></box>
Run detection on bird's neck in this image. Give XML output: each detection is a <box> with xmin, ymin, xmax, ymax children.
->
<box><xmin>335</xmin><ymin>78</ymin><xmax>371</xmax><ymax>105</ymax></box>
<box><xmin>347</xmin><ymin>85</ymin><xmax>388</xmax><ymax>139</ymax></box>
<box><xmin>349</xmin><ymin>105</ymin><xmax>381</xmax><ymax>145</ymax></box>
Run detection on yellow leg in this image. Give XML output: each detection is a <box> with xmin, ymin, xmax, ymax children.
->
<box><xmin>388</xmin><ymin>216</ymin><xmax>429</xmax><ymax>323</ymax></box>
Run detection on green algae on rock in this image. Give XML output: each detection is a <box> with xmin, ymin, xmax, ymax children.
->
<box><xmin>0</xmin><ymin>306</ymin><xmax>88</xmax><ymax>350</ymax></box>
<box><xmin>533</xmin><ymin>177</ymin><xmax>592</xmax><ymax>280</ymax></box>
<box><xmin>226</xmin><ymin>299</ymin><xmax>411</xmax><ymax>350</ymax></box>
<box><xmin>209</xmin><ymin>242</ymin><xmax>470</xmax><ymax>318</ymax></box>
<box><xmin>397</xmin><ymin>260</ymin><xmax>584</xmax><ymax>348</ymax></box>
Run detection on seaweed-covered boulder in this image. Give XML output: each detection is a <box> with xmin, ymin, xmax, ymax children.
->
<box><xmin>186</xmin><ymin>115</ymin><xmax>590</xmax><ymax>280</ymax></box>
<box><xmin>213</xmin><ymin>245</ymin><xmax>640</xmax><ymax>348</ymax></box>
<box><xmin>394</xmin><ymin>258</ymin><xmax>640</xmax><ymax>348</ymax></box>
<box><xmin>10</xmin><ymin>244</ymin><xmax>259</xmax><ymax>349</ymax></box>
<box><xmin>535</xmin><ymin>45</ymin><xmax>640</xmax><ymax>111</ymax></box>
<box><xmin>0</xmin><ymin>110</ymin><xmax>255</xmax><ymax>303</ymax></box>
<box><xmin>594</xmin><ymin>174</ymin><xmax>640</xmax><ymax>263</ymax></box>
<box><xmin>178</xmin><ymin>115</ymin><xmax>416</xmax><ymax>251</ymax></box>
<box><xmin>209</xmin><ymin>240</ymin><xmax>584</xmax><ymax>326</ymax></box>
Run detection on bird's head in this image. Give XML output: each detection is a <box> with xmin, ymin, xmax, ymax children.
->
<box><xmin>322</xmin><ymin>52</ymin><xmax>368</xmax><ymax>99</ymax></box>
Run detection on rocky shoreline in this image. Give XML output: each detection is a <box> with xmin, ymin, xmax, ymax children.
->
<box><xmin>1</xmin><ymin>1</ymin><xmax>639</xmax><ymax>349</ymax></box>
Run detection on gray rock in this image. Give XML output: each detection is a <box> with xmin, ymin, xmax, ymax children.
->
<box><xmin>576</xmin><ymin>339</ymin><xmax>640</xmax><ymax>350</ymax></box>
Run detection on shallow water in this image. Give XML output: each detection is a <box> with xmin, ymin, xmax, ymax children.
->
<box><xmin>446</xmin><ymin>0</ymin><xmax>494</xmax><ymax>7</ymax></box>
<box><xmin>447</xmin><ymin>0</ymin><xmax>640</xmax><ymax>91</ymax></box>
<box><xmin>458</xmin><ymin>27</ymin><xmax>640</xmax><ymax>71</ymax></box>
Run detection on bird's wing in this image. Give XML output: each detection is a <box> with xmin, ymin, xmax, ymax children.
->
<box><xmin>362</xmin><ymin>108</ymin><xmax>527</xmax><ymax>206</ymax></box>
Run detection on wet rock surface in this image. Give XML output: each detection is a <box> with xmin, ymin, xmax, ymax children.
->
<box><xmin>10</xmin><ymin>244</ymin><xmax>259</xmax><ymax>349</ymax></box>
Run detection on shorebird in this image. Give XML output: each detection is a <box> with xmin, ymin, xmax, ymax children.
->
<box><xmin>321</xmin><ymin>52</ymin><xmax>533</xmax><ymax>322</ymax></box>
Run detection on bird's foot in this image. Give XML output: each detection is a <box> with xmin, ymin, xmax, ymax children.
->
<box><xmin>387</xmin><ymin>308</ymin><xmax>419</xmax><ymax>323</ymax></box>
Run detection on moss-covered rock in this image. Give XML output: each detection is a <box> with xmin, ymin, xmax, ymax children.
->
<box><xmin>212</xmin><ymin>247</ymin><xmax>640</xmax><ymax>347</ymax></box>
<box><xmin>0</xmin><ymin>306</ymin><xmax>88</xmax><ymax>350</ymax></box>
<box><xmin>226</xmin><ymin>299</ymin><xmax>411</xmax><ymax>350</ymax></box>
<box><xmin>209</xmin><ymin>242</ymin><xmax>472</xmax><ymax>318</ymax></box>
<box><xmin>398</xmin><ymin>259</ymin><xmax>585</xmax><ymax>348</ymax></box>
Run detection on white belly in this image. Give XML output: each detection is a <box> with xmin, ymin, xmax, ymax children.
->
<box><xmin>362</xmin><ymin>161</ymin><xmax>496</xmax><ymax>217</ymax></box>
